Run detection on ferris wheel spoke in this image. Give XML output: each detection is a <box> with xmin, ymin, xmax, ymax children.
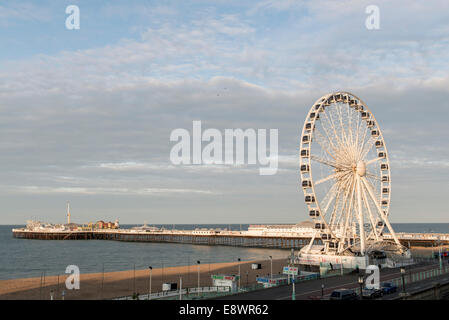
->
<box><xmin>360</xmin><ymin>181</ymin><xmax>380</xmax><ymax>241</ymax></box>
<box><xmin>336</xmin><ymin>103</ymin><xmax>351</xmax><ymax>151</ymax></box>
<box><xmin>347</xmin><ymin>103</ymin><xmax>355</xmax><ymax>148</ymax></box>
<box><xmin>314</xmin><ymin>129</ymin><xmax>337</xmax><ymax>160</ymax></box>
<box><xmin>361</xmin><ymin>176</ymin><xmax>402</xmax><ymax>249</ymax></box>
<box><xmin>346</xmin><ymin>106</ymin><xmax>361</xmax><ymax>161</ymax></box>
<box><xmin>328</xmin><ymin>178</ymin><xmax>353</xmax><ymax>241</ymax></box>
<box><xmin>356</xmin><ymin>125</ymin><xmax>370</xmax><ymax>160</ymax></box>
<box><xmin>320</xmin><ymin>182</ymin><xmax>340</xmax><ymax>216</ymax></box>
<box><xmin>315</xmin><ymin>118</ymin><xmax>343</xmax><ymax>157</ymax></box>
<box><xmin>356</xmin><ymin>176</ymin><xmax>366</xmax><ymax>254</ymax></box>
<box><xmin>310</xmin><ymin>155</ymin><xmax>349</xmax><ymax>170</ymax></box>
<box><xmin>353</xmin><ymin>110</ymin><xmax>363</xmax><ymax>162</ymax></box>
<box><xmin>365</xmin><ymin>172</ymin><xmax>381</xmax><ymax>181</ymax></box>
<box><xmin>315</xmin><ymin>171</ymin><xmax>348</xmax><ymax>185</ymax></box>
<box><xmin>320</xmin><ymin>183</ymin><xmax>348</xmax><ymax>241</ymax></box>
<box><xmin>329</xmin><ymin>184</ymin><xmax>344</xmax><ymax>227</ymax></box>
<box><xmin>335</xmin><ymin>175</ymin><xmax>353</xmax><ymax>227</ymax></box>
<box><xmin>321</xmin><ymin>108</ymin><xmax>347</xmax><ymax>153</ymax></box>
<box><xmin>360</xmin><ymin>137</ymin><xmax>377</xmax><ymax>161</ymax></box>
<box><xmin>365</xmin><ymin>157</ymin><xmax>382</xmax><ymax>166</ymax></box>
<box><xmin>340</xmin><ymin>177</ymin><xmax>356</xmax><ymax>252</ymax></box>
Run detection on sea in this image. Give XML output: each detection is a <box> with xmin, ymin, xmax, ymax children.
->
<box><xmin>1</xmin><ymin>223</ymin><xmax>448</xmax><ymax>280</ymax></box>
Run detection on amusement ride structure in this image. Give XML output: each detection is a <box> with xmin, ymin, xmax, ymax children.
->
<box><xmin>298</xmin><ymin>92</ymin><xmax>410</xmax><ymax>267</ymax></box>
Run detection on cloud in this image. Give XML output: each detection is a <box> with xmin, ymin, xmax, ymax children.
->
<box><xmin>6</xmin><ymin>186</ymin><xmax>217</xmax><ymax>196</ymax></box>
<box><xmin>0</xmin><ymin>1</ymin><xmax>448</xmax><ymax>223</ymax></box>
<box><xmin>0</xmin><ymin>2</ymin><xmax>51</xmax><ymax>26</ymax></box>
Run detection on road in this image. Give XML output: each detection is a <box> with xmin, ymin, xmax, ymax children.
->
<box><xmin>215</xmin><ymin>260</ymin><xmax>445</xmax><ymax>300</ymax></box>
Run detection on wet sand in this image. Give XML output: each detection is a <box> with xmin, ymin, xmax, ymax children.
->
<box><xmin>0</xmin><ymin>258</ymin><xmax>288</xmax><ymax>300</ymax></box>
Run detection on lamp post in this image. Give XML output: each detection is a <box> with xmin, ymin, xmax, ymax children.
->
<box><xmin>39</xmin><ymin>272</ymin><xmax>43</xmax><ymax>300</ymax></box>
<box><xmin>56</xmin><ymin>274</ymin><xmax>60</xmax><ymax>300</ymax></box>
<box><xmin>197</xmin><ymin>261</ymin><xmax>201</xmax><ymax>296</ymax></box>
<box><xmin>289</xmin><ymin>276</ymin><xmax>295</xmax><ymax>300</ymax></box>
<box><xmin>237</xmin><ymin>258</ymin><xmax>241</xmax><ymax>291</ymax></box>
<box><xmin>401</xmin><ymin>267</ymin><xmax>406</xmax><ymax>296</ymax></box>
<box><xmin>148</xmin><ymin>266</ymin><xmax>152</xmax><ymax>300</ymax></box>
<box><xmin>179</xmin><ymin>276</ymin><xmax>182</xmax><ymax>300</ymax></box>
<box><xmin>358</xmin><ymin>275</ymin><xmax>364</xmax><ymax>300</ymax></box>
<box><xmin>133</xmin><ymin>264</ymin><xmax>136</xmax><ymax>297</ymax></box>
<box><xmin>101</xmin><ymin>264</ymin><xmax>104</xmax><ymax>300</ymax></box>
<box><xmin>269</xmin><ymin>256</ymin><xmax>273</xmax><ymax>286</ymax></box>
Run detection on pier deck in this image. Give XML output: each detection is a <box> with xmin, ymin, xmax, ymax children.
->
<box><xmin>11</xmin><ymin>228</ymin><xmax>449</xmax><ymax>248</ymax></box>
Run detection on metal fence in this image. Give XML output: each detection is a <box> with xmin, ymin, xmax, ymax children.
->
<box><xmin>353</xmin><ymin>264</ymin><xmax>449</xmax><ymax>295</ymax></box>
<box><xmin>114</xmin><ymin>286</ymin><xmax>232</xmax><ymax>300</ymax></box>
<box><xmin>115</xmin><ymin>258</ymin><xmax>449</xmax><ymax>300</ymax></box>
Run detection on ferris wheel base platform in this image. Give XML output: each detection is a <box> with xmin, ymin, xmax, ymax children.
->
<box><xmin>297</xmin><ymin>252</ymin><xmax>371</xmax><ymax>270</ymax></box>
<box><xmin>297</xmin><ymin>251</ymin><xmax>415</xmax><ymax>271</ymax></box>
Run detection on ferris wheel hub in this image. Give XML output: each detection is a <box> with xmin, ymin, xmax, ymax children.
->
<box><xmin>356</xmin><ymin>160</ymin><xmax>366</xmax><ymax>177</ymax></box>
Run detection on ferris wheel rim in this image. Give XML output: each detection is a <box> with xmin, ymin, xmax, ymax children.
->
<box><xmin>299</xmin><ymin>91</ymin><xmax>398</xmax><ymax>255</ymax></box>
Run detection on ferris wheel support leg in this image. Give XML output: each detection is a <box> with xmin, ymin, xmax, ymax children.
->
<box><xmin>304</xmin><ymin>231</ymin><xmax>318</xmax><ymax>254</ymax></box>
<box><xmin>356</xmin><ymin>176</ymin><xmax>366</xmax><ymax>255</ymax></box>
<box><xmin>340</xmin><ymin>177</ymin><xmax>356</xmax><ymax>254</ymax></box>
<box><xmin>361</xmin><ymin>176</ymin><xmax>403</xmax><ymax>251</ymax></box>
<box><xmin>360</xmin><ymin>183</ymin><xmax>380</xmax><ymax>242</ymax></box>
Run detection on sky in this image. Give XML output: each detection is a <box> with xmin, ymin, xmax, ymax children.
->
<box><xmin>0</xmin><ymin>0</ymin><xmax>448</xmax><ymax>224</ymax></box>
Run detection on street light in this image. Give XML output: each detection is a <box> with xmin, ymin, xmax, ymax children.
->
<box><xmin>197</xmin><ymin>261</ymin><xmax>201</xmax><ymax>296</ymax></box>
<box><xmin>237</xmin><ymin>258</ymin><xmax>241</xmax><ymax>291</ymax></box>
<box><xmin>438</xmin><ymin>236</ymin><xmax>443</xmax><ymax>273</ymax></box>
<box><xmin>358</xmin><ymin>275</ymin><xmax>364</xmax><ymax>299</ymax></box>
<box><xmin>401</xmin><ymin>267</ymin><xmax>406</xmax><ymax>296</ymax></box>
<box><xmin>133</xmin><ymin>264</ymin><xmax>136</xmax><ymax>297</ymax></box>
<box><xmin>269</xmin><ymin>256</ymin><xmax>273</xmax><ymax>285</ymax></box>
<box><xmin>148</xmin><ymin>266</ymin><xmax>152</xmax><ymax>300</ymax></box>
<box><xmin>179</xmin><ymin>276</ymin><xmax>182</xmax><ymax>301</ymax></box>
<box><xmin>291</xmin><ymin>277</ymin><xmax>296</xmax><ymax>300</ymax></box>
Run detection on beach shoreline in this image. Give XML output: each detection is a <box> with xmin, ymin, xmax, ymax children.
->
<box><xmin>0</xmin><ymin>246</ymin><xmax>445</xmax><ymax>300</ymax></box>
<box><xmin>0</xmin><ymin>258</ymin><xmax>288</xmax><ymax>300</ymax></box>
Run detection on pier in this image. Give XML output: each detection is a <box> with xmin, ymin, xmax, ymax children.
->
<box><xmin>11</xmin><ymin>227</ymin><xmax>449</xmax><ymax>248</ymax></box>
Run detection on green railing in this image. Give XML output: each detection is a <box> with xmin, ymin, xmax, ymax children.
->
<box><xmin>352</xmin><ymin>265</ymin><xmax>449</xmax><ymax>296</ymax></box>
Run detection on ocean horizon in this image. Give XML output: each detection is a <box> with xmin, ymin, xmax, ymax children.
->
<box><xmin>2</xmin><ymin>223</ymin><xmax>448</xmax><ymax>280</ymax></box>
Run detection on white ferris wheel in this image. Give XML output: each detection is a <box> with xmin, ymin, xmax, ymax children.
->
<box><xmin>299</xmin><ymin>92</ymin><xmax>405</xmax><ymax>256</ymax></box>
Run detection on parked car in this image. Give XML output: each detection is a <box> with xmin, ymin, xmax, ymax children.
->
<box><xmin>381</xmin><ymin>282</ymin><xmax>398</xmax><ymax>294</ymax></box>
<box><xmin>329</xmin><ymin>289</ymin><xmax>358</xmax><ymax>300</ymax></box>
<box><xmin>362</xmin><ymin>288</ymin><xmax>383</xmax><ymax>299</ymax></box>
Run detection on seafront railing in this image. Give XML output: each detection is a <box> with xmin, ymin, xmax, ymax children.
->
<box><xmin>352</xmin><ymin>264</ymin><xmax>449</xmax><ymax>296</ymax></box>
<box><xmin>112</xmin><ymin>258</ymin><xmax>449</xmax><ymax>300</ymax></box>
<box><xmin>114</xmin><ymin>286</ymin><xmax>232</xmax><ymax>300</ymax></box>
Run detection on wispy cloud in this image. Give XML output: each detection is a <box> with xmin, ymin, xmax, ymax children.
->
<box><xmin>0</xmin><ymin>2</ymin><xmax>51</xmax><ymax>26</ymax></box>
<box><xmin>7</xmin><ymin>186</ymin><xmax>217</xmax><ymax>196</ymax></box>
